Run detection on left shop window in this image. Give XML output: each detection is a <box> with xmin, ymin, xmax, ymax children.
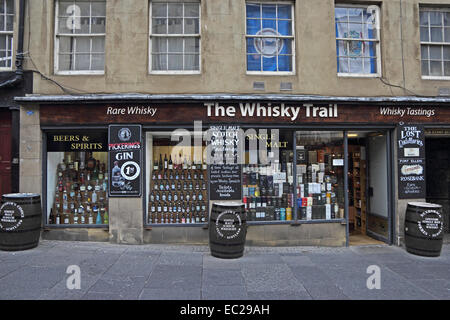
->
<box><xmin>46</xmin><ymin>131</ymin><xmax>109</xmax><ymax>226</ymax></box>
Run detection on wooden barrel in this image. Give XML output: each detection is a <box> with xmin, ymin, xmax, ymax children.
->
<box><xmin>404</xmin><ymin>202</ymin><xmax>444</xmax><ymax>257</ymax></box>
<box><xmin>209</xmin><ymin>202</ymin><xmax>247</xmax><ymax>259</ymax></box>
<box><xmin>0</xmin><ymin>193</ymin><xmax>42</xmax><ymax>251</ymax></box>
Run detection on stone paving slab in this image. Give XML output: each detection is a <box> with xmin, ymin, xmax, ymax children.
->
<box><xmin>0</xmin><ymin>240</ymin><xmax>448</xmax><ymax>300</ymax></box>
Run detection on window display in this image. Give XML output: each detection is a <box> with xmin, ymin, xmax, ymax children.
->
<box><xmin>48</xmin><ymin>151</ymin><xmax>109</xmax><ymax>225</ymax></box>
<box><xmin>295</xmin><ymin>131</ymin><xmax>345</xmax><ymax>220</ymax></box>
<box><xmin>147</xmin><ymin>134</ymin><xmax>208</xmax><ymax>224</ymax></box>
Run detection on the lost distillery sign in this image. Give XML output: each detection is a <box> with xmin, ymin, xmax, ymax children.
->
<box><xmin>108</xmin><ymin>125</ymin><xmax>142</xmax><ymax>197</ymax></box>
<box><xmin>397</xmin><ymin>124</ymin><xmax>426</xmax><ymax>199</ymax></box>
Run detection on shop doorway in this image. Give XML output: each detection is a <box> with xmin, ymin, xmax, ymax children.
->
<box><xmin>348</xmin><ymin>131</ymin><xmax>390</xmax><ymax>245</ymax></box>
<box><xmin>425</xmin><ymin>134</ymin><xmax>450</xmax><ymax>235</ymax></box>
<box><xmin>0</xmin><ymin>111</ymin><xmax>12</xmax><ymax>197</ymax></box>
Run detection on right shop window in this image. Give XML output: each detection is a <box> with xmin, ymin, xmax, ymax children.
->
<box><xmin>295</xmin><ymin>131</ymin><xmax>345</xmax><ymax>220</ymax></box>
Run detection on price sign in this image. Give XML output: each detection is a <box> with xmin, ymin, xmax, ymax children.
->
<box><xmin>108</xmin><ymin>125</ymin><xmax>142</xmax><ymax>197</ymax></box>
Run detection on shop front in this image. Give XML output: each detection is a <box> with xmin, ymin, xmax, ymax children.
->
<box><xmin>16</xmin><ymin>95</ymin><xmax>450</xmax><ymax>246</ymax></box>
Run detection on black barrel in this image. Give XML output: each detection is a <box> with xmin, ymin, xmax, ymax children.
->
<box><xmin>404</xmin><ymin>202</ymin><xmax>444</xmax><ymax>257</ymax></box>
<box><xmin>0</xmin><ymin>193</ymin><xmax>42</xmax><ymax>251</ymax></box>
<box><xmin>209</xmin><ymin>202</ymin><xmax>247</xmax><ymax>259</ymax></box>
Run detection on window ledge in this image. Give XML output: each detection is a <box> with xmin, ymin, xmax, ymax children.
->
<box><xmin>246</xmin><ymin>71</ymin><xmax>295</xmax><ymax>76</ymax></box>
<box><xmin>54</xmin><ymin>71</ymin><xmax>105</xmax><ymax>76</ymax></box>
<box><xmin>422</xmin><ymin>76</ymin><xmax>450</xmax><ymax>81</ymax></box>
<box><xmin>149</xmin><ymin>71</ymin><xmax>201</xmax><ymax>75</ymax></box>
<box><xmin>337</xmin><ymin>73</ymin><xmax>380</xmax><ymax>78</ymax></box>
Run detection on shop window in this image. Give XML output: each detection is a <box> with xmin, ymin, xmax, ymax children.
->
<box><xmin>242</xmin><ymin>129</ymin><xmax>295</xmax><ymax>221</ymax></box>
<box><xmin>295</xmin><ymin>131</ymin><xmax>345</xmax><ymax>220</ymax></box>
<box><xmin>146</xmin><ymin>132</ymin><xmax>208</xmax><ymax>224</ymax></box>
<box><xmin>46</xmin><ymin>131</ymin><xmax>109</xmax><ymax>226</ymax></box>
<box><xmin>246</xmin><ymin>2</ymin><xmax>294</xmax><ymax>73</ymax></box>
<box><xmin>0</xmin><ymin>0</ymin><xmax>14</xmax><ymax>69</ymax></box>
<box><xmin>335</xmin><ymin>4</ymin><xmax>380</xmax><ymax>76</ymax></box>
<box><xmin>55</xmin><ymin>0</ymin><xmax>106</xmax><ymax>74</ymax></box>
<box><xmin>150</xmin><ymin>1</ymin><xmax>200</xmax><ymax>73</ymax></box>
<box><xmin>420</xmin><ymin>8</ymin><xmax>450</xmax><ymax>78</ymax></box>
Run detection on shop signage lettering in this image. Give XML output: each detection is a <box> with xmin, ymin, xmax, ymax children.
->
<box><xmin>106</xmin><ymin>106</ymin><xmax>158</xmax><ymax>116</ymax></box>
<box><xmin>47</xmin><ymin>132</ymin><xmax>107</xmax><ymax>152</ymax></box>
<box><xmin>379</xmin><ymin>107</ymin><xmax>436</xmax><ymax>117</ymax></box>
<box><xmin>108</xmin><ymin>125</ymin><xmax>142</xmax><ymax>197</ymax></box>
<box><xmin>205</xmin><ymin>102</ymin><xmax>338</xmax><ymax>121</ymax></box>
<box><xmin>397</xmin><ymin>124</ymin><xmax>426</xmax><ymax>199</ymax></box>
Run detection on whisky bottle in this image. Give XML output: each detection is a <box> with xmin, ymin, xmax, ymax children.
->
<box><xmin>88</xmin><ymin>209</ymin><xmax>94</xmax><ymax>224</ymax></box>
<box><xmin>164</xmin><ymin>154</ymin><xmax>168</xmax><ymax>170</ymax></box>
<box><xmin>103</xmin><ymin>209</ymin><xmax>108</xmax><ymax>224</ymax></box>
<box><xmin>153</xmin><ymin>157</ymin><xmax>159</xmax><ymax>171</ymax></box>
<box><xmin>168</xmin><ymin>155</ymin><xmax>173</xmax><ymax>170</ymax></box>
<box><xmin>73</xmin><ymin>208</ymin><xmax>79</xmax><ymax>225</ymax></box>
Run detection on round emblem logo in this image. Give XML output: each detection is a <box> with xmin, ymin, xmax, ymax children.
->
<box><xmin>254</xmin><ymin>28</ymin><xmax>284</xmax><ymax>58</ymax></box>
<box><xmin>215</xmin><ymin>210</ymin><xmax>242</xmax><ymax>240</ymax></box>
<box><xmin>417</xmin><ymin>210</ymin><xmax>443</xmax><ymax>238</ymax></box>
<box><xmin>0</xmin><ymin>202</ymin><xmax>25</xmax><ymax>231</ymax></box>
<box><xmin>118</xmin><ymin>128</ymin><xmax>132</xmax><ymax>142</ymax></box>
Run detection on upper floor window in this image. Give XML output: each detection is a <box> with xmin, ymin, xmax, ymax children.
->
<box><xmin>55</xmin><ymin>0</ymin><xmax>106</xmax><ymax>74</ymax></box>
<box><xmin>246</xmin><ymin>2</ymin><xmax>294</xmax><ymax>73</ymax></box>
<box><xmin>420</xmin><ymin>8</ymin><xmax>450</xmax><ymax>79</ymax></box>
<box><xmin>150</xmin><ymin>1</ymin><xmax>200</xmax><ymax>73</ymax></box>
<box><xmin>0</xmin><ymin>0</ymin><xmax>14</xmax><ymax>69</ymax></box>
<box><xmin>335</xmin><ymin>4</ymin><xmax>380</xmax><ymax>77</ymax></box>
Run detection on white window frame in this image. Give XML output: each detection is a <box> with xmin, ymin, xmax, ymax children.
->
<box><xmin>0</xmin><ymin>0</ymin><xmax>14</xmax><ymax>71</ymax></box>
<box><xmin>149</xmin><ymin>1</ymin><xmax>201</xmax><ymax>75</ymax></box>
<box><xmin>420</xmin><ymin>7</ymin><xmax>450</xmax><ymax>80</ymax></box>
<box><xmin>335</xmin><ymin>4</ymin><xmax>381</xmax><ymax>78</ymax></box>
<box><xmin>245</xmin><ymin>1</ymin><xmax>295</xmax><ymax>75</ymax></box>
<box><xmin>54</xmin><ymin>0</ymin><xmax>106</xmax><ymax>75</ymax></box>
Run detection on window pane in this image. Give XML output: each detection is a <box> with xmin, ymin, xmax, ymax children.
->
<box><xmin>91</xmin><ymin>53</ymin><xmax>104</xmax><ymax>70</ymax></box>
<box><xmin>430</xmin><ymin>45</ymin><xmax>442</xmax><ymax>59</ymax></box>
<box><xmin>246</xmin><ymin>3</ymin><xmax>260</xmax><ymax>18</ymax></box>
<box><xmin>59</xmin><ymin>1</ymin><xmax>72</xmax><ymax>17</ymax></box>
<box><xmin>152</xmin><ymin>53</ymin><xmax>167</xmax><ymax>70</ymax></box>
<box><xmin>184</xmin><ymin>18</ymin><xmax>199</xmax><ymax>34</ymax></box>
<box><xmin>91</xmin><ymin>17</ymin><xmax>105</xmax><ymax>33</ymax></box>
<box><xmin>430</xmin><ymin>60</ymin><xmax>442</xmax><ymax>76</ymax></box>
<box><xmin>168</xmin><ymin>54</ymin><xmax>183</xmax><ymax>70</ymax></box>
<box><xmin>363</xmin><ymin>21</ymin><xmax>377</xmax><ymax>40</ymax></box>
<box><xmin>247</xmin><ymin>54</ymin><xmax>261</xmax><ymax>71</ymax></box>
<box><xmin>58</xmin><ymin>17</ymin><xmax>72</xmax><ymax>34</ymax></box>
<box><xmin>348</xmin><ymin>23</ymin><xmax>362</xmax><ymax>38</ymax></box>
<box><xmin>75</xmin><ymin>17</ymin><xmax>90</xmax><ymax>34</ymax></box>
<box><xmin>430</xmin><ymin>11</ymin><xmax>443</xmax><ymax>26</ymax></box>
<box><xmin>338</xmin><ymin>57</ymin><xmax>348</xmax><ymax>73</ymax></box>
<box><xmin>420</xmin><ymin>11</ymin><xmax>429</xmax><ymax>26</ymax></box>
<box><xmin>247</xmin><ymin>18</ymin><xmax>260</xmax><ymax>35</ymax></box>
<box><xmin>262</xmin><ymin>18</ymin><xmax>276</xmax><ymax>31</ymax></box>
<box><xmin>152</xmin><ymin>37</ymin><xmax>167</xmax><ymax>53</ymax></box>
<box><xmin>421</xmin><ymin>60</ymin><xmax>429</xmax><ymax>75</ymax></box>
<box><xmin>247</xmin><ymin>37</ymin><xmax>258</xmax><ymax>54</ymax></box>
<box><xmin>76</xmin><ymin>37</ymin><xmax>90</xmax><ymax>53</ymax></box>
<box><xmin>349</xmin><ymin>57</ymin><xmax>363</xmax><ymax>73</ymax></box>
<box><xmin>184</xmin><ymin>54</ymin><xmax>199</xmax><ymax>70</ymax></box>
<box><xmin>444</xmin><ymin>61</ymin><xmax>450</xmax><ymax>76</ymax></box>
<box><xmin>185</xmin><ymin>37</ymin><xmax>199</xmax><ymax>53</ymax></box>
<box><xmin>58</xmin><ymin>53</ymin><xmax>73</xmax><ymax>70</ymax></box>
<box><xmin>346</xmin><ymin>40</ymin><xmax>363</xmax><ymax>57</ymax></box>
<box><xmin>280</xmin><ymin>39</ymin><xmax>292</xmax><ymax>55</ymax></box>
<box><xmin>168</xmin><ymin>18</ymin><xmax>182</xmax><ymax>34</ymax></box>
<box><xmin>91</xmin><ymin>1</ymin><xmax>106</xmax><ymax>16</ymax></box>
<box><xmin>78</xmin><ymin>1</ymin><xmax>90</xmax><ymax>16</ymax></box>
<box><xmin>168</xmin><ymin>3</ymin><xmax>183</xmax><ymax>17</ymax></box>
<box><xmin>262</xmin><ymin>5</ymin><xmax>276</xmax><ymax>19</ymax></box>
<box><xmin>75</xmin><ymin>53</ymin><xmax>90</xmax><ymax>70</ymax></box>
<box><xmin>336</xmin><ymin>40</ymin><xmax>346</xmax><ymax>57</ymax></box>
<box><xmin>92</xmin><ymin>37</ymin><xmax>104</xmax><ymax>52</ymax></box>
<box><xmin>336</xmin><ymin>22</ymin><xmax>348</xmax><ymax>38</ymax></box>
<box><xmin>295</xmin><ymin>131</ymin><xmax>345</xmax><ymax>221</ymax></box>
<box><xmin>255</xmin><ymin>37</ymin><xmax>281</xmax><ymax>57</ymax></box>
<box><xmin>278</xmin><ymin>55</ymin><xmax>291</xmax><ymax>71</ymax></box>
<box><xmin>421</xmin><ymin>45</ymin><xmax>429</xmax><ymax>59</ymax></box>
<box><xmin>445</xmin><ymin>12</ymin><xmax>450</xmax><ymax>27</ymax></box>
<box><xmin>420</xmin><ymin>26</ymin><xmax>429</xmax><ymax>42</ymax></box>
<box><xmin>6</xmin><ymin>15</ymin><xmax>12</xmax><ymax>31</ymax></box>
<box><xmin>431</xmin><ymin>27</ymin><xmax>443</xmax><ymax>42</ymax></box>
<box><xmin>184</xmin><ymin>3</ymin><xmax>199</xmax><ymax>17</ymax></box>
<box><xmin>445</xmin><ymin>27</ymin><xmax>450</xmax><ymax>43</ymax></box>
<box><xmin>278</xmin><ymin>20</ymin><xmax>292</xmax><ymax>36</ymax></box>
<box><xmin>6</xmin><ymin>0</ymin><xmax>13</xmax><ymax>14</ymax></box>
<box><xmin>168</xmin><ymin>38</ymin><xmax>183</xmax><ymax>53</ymax></box>
<box><xmin>278</xmin><ymin>5</ymin><xmax>291</xmax><ymax>19</ymax></box>
<box><xmin>335</xmin><ymin>7</ymin><xmax>347</xmax><ymax>23</ymax></box>
<box><xmin>59</xmin><ymin>36</ymin><xmax>73</xmax><ymax>53</ymax></box>
<box><xmin>152</xmin><ymin>18</ymin><xmax>167</xmax><ymax>34</ymax></box>
<box><xmin>348</xmin><ymin>8</ymin><xmax>363</xmax><ymax>23</ymax></box>
<box><xmin>262</xmin><ymin>55</ymin><xmax>277</xmax><ymax>71</ymax></box>
<box><xmin>0</xmin><ymin>35</ymin><xmax>6</xmax><ymax>50</ymax></box>
<box><xmin>152</xmin><ymin>3</ymin><xmax>167</xmax><ymax>17</ymax></box>
<box><xmin>0</xmin><ymin>50</ymin><xmax>6</xmax><ymax>67</ymax></box>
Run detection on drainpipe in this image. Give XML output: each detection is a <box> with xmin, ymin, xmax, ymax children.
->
<box><xmin>0</xmin><ymin>0</ymin><xmax>26</xmax><ymax>88</ymax></box>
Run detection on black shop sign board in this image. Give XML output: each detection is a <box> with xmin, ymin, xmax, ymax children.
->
<box><xmin>208</xmin><ymin>125</ymin><xmax>242</xmax><ymax>200</ymax></box>
<box><xmin>108</xmin><ymin>125</ymin><xmax>142</xmax><ymax>197</ymax></box>
<box><xmin>397</xmin><ymin>124</ymin><xmax>426</xmax><ymax>199</ymax></box>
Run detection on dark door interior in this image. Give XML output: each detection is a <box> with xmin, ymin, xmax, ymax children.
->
<box><xmin>0</xmin><ymin>111</ymin><xmax>12</xmax><ymax>196</ymax></box>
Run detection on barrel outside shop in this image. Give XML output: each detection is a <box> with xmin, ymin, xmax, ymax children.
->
<box><xmin>0</xmin><ymin>193</ymin><xmax>42</xmax><ymax>251</ymax></box>
<box><xmin>209</xmin><ymin>202</ymin><xmax>247</xmax><ymax>259</ymax></box>
<box><xmin>404</xmin><ymin>202</ymin><xmax>444</xmax><ymax>257</ymax></box>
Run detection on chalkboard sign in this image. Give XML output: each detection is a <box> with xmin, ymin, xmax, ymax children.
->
<box><xmin>397</xmin><ymin>124</ymin><xmax>426</xmax><ymax>199</ymax></box>
<box><xmin>108</xmin><ymin>125</ymin><xmax>142</xmax><ymax>197</ymax></box>
<box><xmin>208</xmin><ymin>125</ymin><xmax>242</xmax><ymax>200</ymax></box>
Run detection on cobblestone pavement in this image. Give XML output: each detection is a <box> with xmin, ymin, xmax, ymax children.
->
<box><xmin>0</xmin><ymin>240</ymin><xmax>449</xmax><ymax>300</ymax></box>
